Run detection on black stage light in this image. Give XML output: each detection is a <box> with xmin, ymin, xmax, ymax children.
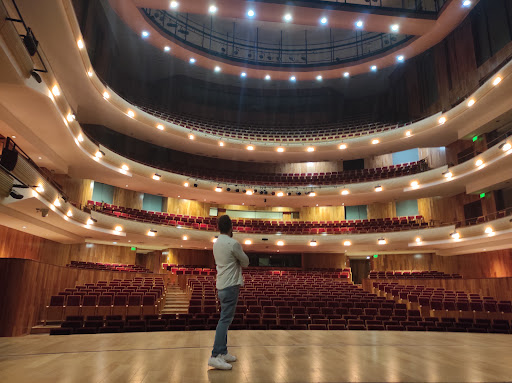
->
<box><xmin>30</xmin><ymin>70</ymin><xmax>42</xmax><ymax>83</ymax></box>
<box><xmin>287</xmin><ymin>192</ymin><xmax>292</xmax><ymax>196</ymax></box>
<box><xmin>271</xmin><ymin>192</ymin><xmax>275</xmax><ymax>196</ymax></box>
<box><xmin>227</xmin><ymin>188</ymin><xmax>231</xmax><ymax>192</ymax></box>
<box><xmin>297</xmin><ymin>192</ymin><xmax>302</xmax><ymax>196</ymax></box>
<box><xmin>193</xmin><ymin>184</ymin><xmax>198</xmax><ymax>187</ymax></box>
<box><xmin>235</xmin><ymin>189</ymin><xmax>239</xmax><ymax>193</ymax></box>
<box><xmin>259</xmin><ymin>191</ymin><xmax>263</xmax><ymax>195</ymax></box>
<box><xmin>10</xmin><ymin>190</ymin><xmax>23</xmax><ymax>199</ymax></box>
<box><xmin>264</xmin><ymin>190</ymin><xmax>268</xmax><ymax>195</ymax></box>
<box><xmin>242</xmin><ymin>189</ymin><xmax>246</xmax><ymax>193</ymax></box>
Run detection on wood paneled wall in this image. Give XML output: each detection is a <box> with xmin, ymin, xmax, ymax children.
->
<box><xmin>370</xmin><ymin>249</ymin><xmax>512</xmax><ymax>279</ymax></box>
<box><xmin>0</xmin><ymin>258</ymin><xmax>161</xmax><ymax>336</ymax></box>
<box><xmin>136</xmin><ymin>250</ymin><xmax>167</xmax><ymax>274</ymax></box>
<box><xmin>362</xmin><ymin>277</ymin><xmax>512</xmax><ymax>303</ymax></box>
<box><xmin>113</xmin><ymin>187</ymin><xmax>143</xmax><ymax>210</ymax></box>
<box><xmin>166</xmin><ymin>197</ymin><xmax>210</xmax><ymax>217</ymax></box>
<box><xmin>301</xmin><ymin>252</ymin><xmax>348</xmax><ymax>270</ymax></box>
<box><xmin>164</xmin><ymin>248</ymin><xmax>215</xmax><ymax>268</ymax></box>
<box><xmin>52</xmin><ymin>174</ymin><xmax>93</xmax><ymax>206</ymax></box>
<box><xmin>298</xmin><ymin>206</ymin><xmax>345</xmax><ymax>221</ymax></box>
<box><xmin>367</xmin><ymin>202</ymin><xmax>396</xmax><ymax>220</ymax></box>
<box><xmin>0</xmin><ymin>225</ymin><xmax>136</xmax><ymax>267</ymax></box>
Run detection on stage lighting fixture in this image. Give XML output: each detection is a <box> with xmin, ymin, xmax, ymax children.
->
<box><xmin>271</xmin><ymin>192</ymin><xmax>276</xmax><ymax>196</ymax></box>
<box><xmin>194</xmin><ymin>184</ymin><xmax>198</xmax><ymax>187</ymax></box>
<box><xmin>287</xmin><ymin>192</ymin><xmax>292</xmax><ymax>196</ymax></box>
<box><xmin>9</xmin><ymin>190</ymin><xmax>24</xmax><ymax>200</ymax></box>
<box><xmin>30</xmin><ymin>70</ymin><xmax>42</xmax><ymax>83</ymax></box>
<box><xmin>235</xmin><ymin>189</ymin><xmax>239</xmax><ymax>193</ymax></box>
<box><xmin>227</xmin><ymin>188</ymin><xmax>231</xmax><ymax>191</ymax></box>
<box><xmin>355</xmin><ymin>20</ymin><xmax>363</xmax><ymax>28</ymax></box>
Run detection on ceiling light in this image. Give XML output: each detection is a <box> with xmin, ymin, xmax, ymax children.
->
<box><xmin>283</xmin><ymin>13</ymin><xmax>292</xmax><ymax>22</ymax></box>
<box><xmin>147</xmin><ymin>229</ymin><xmax>157</xmax><ymax>237</ymax></box>
<box><xmin>391</xmin><ymin>24</ymin><xmax>399</xmax><ymax>32</ymax></box>
<box><xmin>372</xmin><ymin>139</ymin><xmax>379</xmax><ymax>145</ymax></box>
<box><xmin>182</xmin><ymin>235</ymin><xmax>188</xmax><ymax>240</ymax></box>
<box><xmin>244</xmin><ymin>239</ymin><xmax>252</xmax><ymax>245</ymax></box>
<box><xmin>308</xmin><ymin>192</ymin><xmax>316</xmax><ymax>197</ymax></box>
<box><xmin>127</xmin><ymin>110</ymin><xmax>135</xmax><ymax>118</ymax></box>
<box><xmin>307</xmin><ymin>147</ymin><xmax>315</xmax><ymax>152</ymax></box>
<box><xmin>443</xmin><ymin>171</ymin><xmax>453</xmax><ymax>178</ymax></box>
<box><xmin>66</xmin><ymin>210</ymin><xmax>73</xmax><ymax>217</ymax></box>
<box><xmin>493</xmin><ymin>76</ymin><xmax>502</xmax><ymax>86</ymax></box>
<box><xmin>141</xmin><ymin>31</ymin><xmax>150</xmax><ymax>38</ymax></box>
<box><xmin>246</xmin><ymin>190</ymin><xmax>253</xmax><ymax>195</ymax></box>
<box><xmin>378</xmin><ymin>238</ymin><xmax>387</xmax><ymax>245</ymax></box>
<box><xmin>397</xmin><ymin>55</ymin><xmax>405</xmax><ymax>62</ymax></box>
<box><xmin>51</xmin><ymin>85</ymin><xmax>60</xmax><ymax>96</ymax></box>
<box><xmin>218</xmin><ymin>141</ymin><xmax>225</xmax><ymax>147</ymax></box>
<box><xmin>189</xmin><ymin>58</ymin><xmax>196</xmax><ymax>64</ymax></box>
<box><xmin>309</xmin><ymin>240</ymin><xmax>317</xmax><ymax>247</ymax></box>
<box><xmin>212</xmin><ymin>237</ymin><xmax>217</xmax><ymax>243</ymax></box>
<box><xmin>277</xmin><ymin>240</ymin><xmax>284</xmax><ymax>246</ymax></box>
<box><xmin>164</xmin><ymin>46</ymin><xmax>171</xmax><ymax>52</ymax></box>
<box><xmin>265</xmin><ymin>74</ymin><xmax>271</xmax><ymax>80</ymax></box>
<box><xmin>343</xmin><ymin>240</ymin><xmax>351</xmax><ymax>246</ymax></box>
<box><xmin>341</xmin><ymin>189</ymin><xmax>349</xmax><ymax>195</ymax></box>
<box><xmin>415</xmin><ymin>237</ymin><xmax>422</xmax><ymax>243</ymax></box>
<box><xmin>95</xmin><ymin>150</ymin><xmax>104</xmax><ymax>158</ymax></box>
<box><xmin>339</xmin><ymin>143</ymin><xmax>347</xmax><ymax>149</ymax></box>
<box><xmin>153</xmin><ymin>174</ymin><xmax>161</xmax><ymax>181</ymax></box>
<box><xmin>214</xmin><ymin>66</ymin><xmax>221</xmax><ymax>73</ymax></box>
<box><xmin>411</xmin><ymin>181</ymin><xmax>419</xmax><ymax>188</ymax></box>
<box><xmin>209</xmin><ymin>5</ymin><xmax>217</xmax><ymax>14</ymax></box>
<box><xmin>438</xmin><ymin>116</ymin><xmax>447</xmax><ymax>125</ymax></box>
<box><xmin>170</xmin><ymin>1</ymin><xmax>179</xmax><ymax>9</ymax></box>
<box><xmin>370</xmin><ymin>65</ymin><xmax>377</xmax><ymax>71</ymax></box>
<box><xmin>157</xmin><ymin>124</ymin><xmax>164</xmax><ymax>130</ymax></box>
<box><xmin>215</xmin><ymin>186</ymin><xmax>222</xmax><ymax>192</ymax></box>
<box><xmin>343</xmin><ymin>72</ymin><xmax>350</xmax><ymax>78</ymax></box>
<box><xmin>316</xmin><ymin>75</ymin><xmax>323</xmax><ymax>81</ymax></box>
<box><xmin>66</xmin><ymin>113</ymin><xmax>76</xmax><ymax>122</ymax></box>
<box><xmin>77</xmin><ymin>133</ymin><xmax>84</xmax><ymax>142</ymax></box>
<box><xmin>121</xmin><ymin>164</ymin><xmax>129</xmax><ymax>171</ymax></box>
<box><xmin>35</xmin><ymin>184</ymin><xmax>44</xmax><ymax>193</ymax></box>
<box><xmin>276</xmin><ymin>192</ymin><xmax>284</xmax><ymax>197</ymax></box>
<box><xmin>475</xmin><ymin>159</ymin><xmax>483</xmax><ymax>167</ymax></box>
<box><xmin>87</xmin><ymin>70</ymin><xmax>93</xmax><ymax>77</ymax></box>
<box><xmin>103</xmin><ymin>91</ymin><xmax>110</xmax><ymax>99</ymax></box>
<box><xmin>355</xmin><ymin>20</ymin><xmax>363</xmax><ymax>28</ymax></box>
<box><xmin>241</xmin><ymin>72</ymin><xmax>247</xmax><ymax>77</ymax></box>
<box><xmin>247</xmin><ymin>145</ymin><xmax>254</xmax><ymax>150</ymax></box>
<box><xmin>450</xmin><ymin>231</ymin><xmax>460</xmax><ymax>240</ymax></box>
<box><xmin>500</xmin><ymin>142</ymin><xmax>511</xmax><ymax>151</ymax></box>
<box><xmin>53</xmin><ymin>198</ymin><xmax>61</xmax><ymax>207</ymax></box>
<box><xmin>467</xmin><ymin>99</ymin><xmax>475</xmax><ymax>107</ymax></box>
<box><xmin>77</xmin><ymin>39</ymin><xmax>84</xmax><ymax>49</ymax></box>
<box><xmin>375</xmin><ymin>185</ymin><xmax>383</xmax><ymax>192</ymax></box>
<box><xmin>87</xmin><ymin>218</ymin><xmax>94</xmax><ymax>225</ymax></box>
<box><xmin>277</xmin><ymin>147</ymin><xmax>285</xmax><ymax>152</ymax></box>
<box><xmin>184</xmin><ymin>182</ymin><xmax>189</xmax><ymax>187</ymax></box>
<box><xmin>247</xmin><ymin>9</ymin><xmax>255</xmax><ymax>17</ymax></box>
<box><xmin>462</xmin><ymin>0</ymin><xmax>471</xmax><ymax>7</ymax></box>
<box><xmin>115</xmin><ymin>226</ymin><xmax>123</xmax><ymax>232</ymax></box>
<box><xmin>188</xmin><ymin>134</ymin><xmax>195</xmax><ymax>140</ymax></box>
<box><xmin>320</xmin><ymin>17</ymin><xmax>328</xmax><ymax>25</ymax></box>
<box><xmin>484</xmin><ymin>227</ymin><xmax>493</xmax><ymax>234</ymax></box>
<box><xmin>290</xmin><ymin>76</ymin><xmax>296</xmax><ymax>82</ymax></box>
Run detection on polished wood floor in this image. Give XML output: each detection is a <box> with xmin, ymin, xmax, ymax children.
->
<box><xmin>0</xmin><ymin>330</ymin><xmax>511</xmax><ymax>383</ymax></box>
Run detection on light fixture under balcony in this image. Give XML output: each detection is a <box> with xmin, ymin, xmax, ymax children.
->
<box><xmin>121</xmin><ymin>165</ymin><xmax>129</xmax><ymax>171</ymax></box>
<box><xmin>339</xmin><ymin>143</ymin><xmax>347</xmax><ymax>150</ymax></box>
<box><xmin>450</xmin><ymin>231</ymin><xmax>460</xmax><ymax>240</ymax></box>
<box><xmin>277</xmin><ymin>240</ymin><xmax>284</xmax><ymax>246</ymax></box>
<box><xmin>341</xmin><ymin>189</ymin><xmax>349</xmax><ymax>195</ymax></box>
<box><xmin>343</xmin><ymin>240</ymin><xmax>351</xmax><ymax>246</ymax></box>
<box><xmin>378</xmin><ymin>238</ymin><xmax>387</xmax><ymax>245</ymax></box>
<box><xmin>438</xmin><ymin>116</ymin><xmax>447</xmax><ymax>125</ymax></box>
<box><xmin>244</xmin><ymin>239</ymin><xmax>252</xmax><ymax>245</ymax></box>
<box><xmin>499</xmin><ymin>142</ymin><xmax>511</xmax><ymax>152</ymax></box>
<box><xmin>309</xmin><ymin>240</ymin><xmax>317</xmax><ymax>247</ymax></box>
<box><xmin>375</xmin><ymin>185</ymin><xmax>383</xmax><ymax>192</ymax></box>
<box><xmin>147</xmin><ymin>229</ymin><xmax>157</xmax><ymax>237</ymax></box>
<box><xmin>493</xmin><ymin>76</ymin><xmax>502</xmax><ymax>86</ymax></box>
<box><xmin>153</xmin><ymin>174</ymin><xmax>161</xmax><ymax>181</ymax></box>
<box><xmin>215</xmin><ymin>186</ymin><xmax>222</xmax><ymax>192</ymax></box>
<box><xmin>115</xmin><ymin>226</ymin><xmax>123</xmax><ymax>232</ymax></box>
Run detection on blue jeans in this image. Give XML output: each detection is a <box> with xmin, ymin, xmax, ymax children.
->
<box><xmin>211</xmin><ymin>284</ymin><xmax>240</xmax><ymax>357</ymax></box>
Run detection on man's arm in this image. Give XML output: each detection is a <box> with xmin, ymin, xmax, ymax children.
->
<box><xmin>232</xmin><ymin>241</ymin><xmax>250</xmax><ymax>267</ymax></box>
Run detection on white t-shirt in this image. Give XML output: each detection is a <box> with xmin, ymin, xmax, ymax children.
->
<box><xmin>213</xmin><ymin>234</ymin><xmax>250</xmax><ymax>290</ymax></box>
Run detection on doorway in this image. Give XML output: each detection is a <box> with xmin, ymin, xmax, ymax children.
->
<box><xmin>349</xmin><ymin>259</ymin><xmax>371</xmax><ymax>284</ymax></box>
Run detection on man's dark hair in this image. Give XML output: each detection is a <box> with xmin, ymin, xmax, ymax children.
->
<box><xmin>218</xmin><ymin>214</ymin><xmax>232</xmax><ymax>234</ymax></box>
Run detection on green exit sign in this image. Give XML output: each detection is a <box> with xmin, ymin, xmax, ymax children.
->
<box><xmin>131</xmin><ymin>247</ymin><xmax>136</xmax><ymax>251</ymax></box>
<box><xmin>473</xmin><ymin>136</ymin><xmax>478</xmax><ymax>142</ymax></box>
<box><xmin>373</xmin><ymin>254</ymin><xmax>379</xmax><ymax>258</ymax></box>
<box><xmin>480</xmin><ymin>193</ymin><xmax>485</xmax><ymax>198</ymax></box>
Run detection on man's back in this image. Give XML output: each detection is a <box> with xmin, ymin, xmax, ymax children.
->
<box><xmin>213</xmin><ymin>234</ymin><xmax>250</xmax><ymax>290</ymax></box>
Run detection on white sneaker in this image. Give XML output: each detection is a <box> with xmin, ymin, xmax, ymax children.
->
<box><xmin>208</xmin><ymin>356</ymin><xmax>232</xmax><ymax>370</ymax></box>
<box><xmin>220</xmin><ymin>353</ymin><xmax>237</xmax><ymax>363</ymax></box>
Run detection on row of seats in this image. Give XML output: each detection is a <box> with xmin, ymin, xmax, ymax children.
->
<box><xmin>88</xmin><ymin>202</ymin><xmax>428</xmax><ymax>234</ymax></box>
<box><xmin>369</xmin><ymin>270</ymin><xmax>462</xmax><ymax>279</ymax></box>
<box><xmin>66</xmin><ymin>261</ymin><xmax>151</xmax><ymax>273</ymax></box>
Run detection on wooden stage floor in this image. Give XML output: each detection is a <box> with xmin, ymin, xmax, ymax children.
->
<box><xmin>0</xmin><ymin>330</ymin><xmax>511</xmax><ymax>383</ymax></box>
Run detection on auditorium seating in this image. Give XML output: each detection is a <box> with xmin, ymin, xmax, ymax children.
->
<box><xmin>371</xmin><ymin>282</ymin><xmax>512</xmax><ymax>321</ymax></box>
<box><xmin>138</xmin><ymin>103</ymin><xmax>414</xmax><ymax>143</ymax></box>
<box><xmin>87</xmin><ymin>202</ymin><xmax>428</xmax><ymax>234</ymax></box>
<box><xmin>369</xmin><ymin>270</ymin><xmax>463</xmax><ymax>279</ymax></box>
<box><xmin>49</xmin><ymin>270</ymin><xmax>510</xmax><ymax>334</ymax></box>
<box><xmin>66</xmin><ymin>261</ymin><xmax>151</xmax><ymax>273</ymax></box>
<box><xmin>44</xmin><ymin>277</ymin><xmax>165</xmax><ymax>323</ymax></box>
<box><xmin>151</xmin><ymin>160</ymin><xmax>428</xmax><ymax>187</ymax></box>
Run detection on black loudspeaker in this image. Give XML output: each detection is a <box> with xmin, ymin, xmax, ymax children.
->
<box><xmin>0</xmin><ymin>148</ymin><xmax>18</xmax><ymax>171</ymax></box>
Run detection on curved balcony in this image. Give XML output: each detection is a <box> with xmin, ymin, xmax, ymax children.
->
<box><xmin>142</xmin><ymin>8</ymin><xmax>413</xmax><ymax>68</ymax></box>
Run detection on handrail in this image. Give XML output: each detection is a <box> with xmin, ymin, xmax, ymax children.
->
<box><xmin>142</xmin><ymin>8</ymin><xmax>413</xmax><ymax>67</ymax></box>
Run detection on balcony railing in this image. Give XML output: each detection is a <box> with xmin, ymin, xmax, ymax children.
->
<box><xmin>142</xmin><ymin>8</ymin><xmax>414</xmax><ymax>68</ymax></box>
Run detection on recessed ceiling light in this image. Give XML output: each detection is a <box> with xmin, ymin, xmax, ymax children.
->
<box><xmin>405</xmin><ymin>130</ymin><xmax>412</xmax><ymax>137</ymax></box>
<box><xmin>438</xmin><ymin>116</ymin><xmax>447</xmax><ymax>125</ymax></box>
<box><xmin>127</xmin><ymin>110</ymin><xmax>135</xmax><ymax>118</ymax></box>
<box><xmin>411</xmin><ymin>181</ymin><xmax>419</xmax><ymax>188</ymax></box>
<box><xmin>244</xmin><ymin>239</ymin><xmax>252</xmax><ymax>245</ymax></box>
<box><xmin>215</xmin><ymin>186</ymin><xmax>222</xmax><ymax>192</ymax></box>
<box><xmin>467</xmin><ymin>99</ymin><xmax>475</xmax><ymax>107</ymax></box>
<box><xmin>375</xmin><ymin>185</ymin><xmax>383</xmax><ymax>192</ymax></box>
<box><xmin>355</xmin><ymin>20</ymin><xmax>363</xmax><ymax>28</ymax></box>
<box><xmin>209</xmin><ymin>5</ymin><xmax>217</xmax><ymax>14</ymax></box>
<box><xmin>493</xmin><ymin>76</ymin><xmax>502</xmax><ymax>86</ymax></box>
<box><xmin>277</xmin><ymin>240</ymin><xmax>284</xmax><ymax>246</ymax></box>
<box><xmin>87</xmin><ymin>70</ymin><xmax>93</xmax><ymax>77</ymax></box>
<box><xmin>247</xmin><ymin>145</ymin><xmax>254</xmax><ymax>151</ymax></box>
<box><xmin>372</xmin><ymin>139</ymin><xmax>379</xmax><ymax>144</ymax></box>
<box><xmin>11</xmin><ymin>135</ymin><xmax>16</xmax><ymax>139</ymax></box>
<box><xmin>391</xmin><ymin>24</ymin><xmax>399</xmax><ymax>32</ymax></box>
<box><xmin>308</xmin><ymin>192</ymin><xmax>316</xmax><ymax>197</ymax></box>
<box><xmin>141</xmin><ymin>31</ymin><xmax>150</xmax><ymax>38</ymax></box>
<box><xmin>103</xmin><ymin>91</ymin><xmax>110</xmax><ymax>99</ymax></box>
<box><xmin>87</xmin><ymin>218</ymin><xmax>94</xmax><ymax>225</ymax></box>
<box><xmin>246</xmin><ymin>190</ymin><xmax>253</xmax><ymax>195</ymax></box>
<box><xmin>115</xmin><ymin>226</ymin><xmax>123</xmax><ymax>232</ymax></box>
<box><xmin>188</xmin><ymin>134</ymin><xmax>195</xmax><ymax>140</ymax></box>
<box><xmin>182</xmin><ymin>235</ymin><xmax>188</xmax><ymax>240</ymax></box>
<box><xmin>189</xmin><ymin>58</ymin><xmax>196</xmax><ymax>64</ymax></box>
<box><xmin>77</xmin><ymin>133</ymin><xmax>84</xmax><ymax>142</ymax></box>
<box><xmin>214</xmin><ymin>66</ymin><xmax>221</xmax><ymax>73</ymax></box>
<box><xmin>316</xmin><ymin>75</ymin><xmax>323</xmax><ymax>81</ymax></box>
<box><xmin>121</xmin><ymin>164</ymin><xmax>129</xmax><ymax>171</ymax></box>
<box><xmin>35</xmin><ymin>185</ymin><xmax>44</xmax><ymax>193</ymax></box>
<box><xmin>276</xmin><ymin>192</ymin><xmax>284</xmax><ymax>197</ymax></box>
<box><xmin>307</xmin><ymin>147</ymin><xmax>315</xmax><ymax>152</ymax></box>
<box><xmin>66</xmin><ymin>210</ymin><xmax>73</xmax><ymax>217</ymax></box>
<box><xmin>290</xmin><ymin>76</ymin><xmax>296</xmax><ymax>82</ymax></box>
<box><xmin>370</xmin><ymin>65</ymin><xmax>377</xmax><ymax>71</ymax></box>
<box><xmin>484</xmin><ymin>226</ymin><xmax>493</xmax><ymax>234</ymax></box>
<box><xmin>277</xmin><ymin>147</ymin><xmax>285</xmax><ymax>152</ymax></box>
<box><xmin>450</xmin><ymin>231</ymin><xmax>460</xmax><ymax>240</ymax></box>
<box><xmin>77</xmin><ymin>39</ymin><xmax>84</xmax><ymax>49</ymax></box>
<box><xmin>95</xmin><ymin>150</ymin><xmax>103</xmax><ymax>158</ymax></box>
<box><xmin>475</xmin><ymin>159</ymin><xmax>483</xmax><ymax>167</ymax></box>
<box><xmin>378</xmin><ymin>238</ymin><xmax>387</xmax><ymax>245</ymax></box>
<box><xmin>66</xmin><ymin>113</ymin><xmax>76</xmax><ymax>122</ymax></box>
<box><xmin>320</xmin><ymin>17</ymin><xmax>328</xmax><ymax>25</ymax></box>
<box><xmin>219</xmin><ymin>141</ymin><xmax>224</xmax><ymax>146</ymax></box>
<box><xmin>343</xmin><ymin>72</ymin><xmax>350</xmax><ymax>78</ymax></box>
<box><xmin>265</xmin><ymin>74</ymin><xmax>271</xmax><ymax>80</ymax></box>
<box><xmin>501</xmin><ymin>142</ymin><xmax>511</xmax><ymax>151</ymax></box>
<box><xmin>339</xmin><ymin>143</ymin><xmax>347</xmax><ymax>149</ymax></box>
<box><xmin>444</xmin><ymin>171</ymin><xmax>453</xmax><ymax>178</ymax></box>
<box><xmin>170</xmin><ymin>1</ymin><xmax>179</xmax><ymax>9</ymax></box>
<box><xmin>397</xmin><ymin>55</ymin><xmax>405</xmax><ymax>62</ymax></box>
<box><xmin>283</xmin><ymin>13</ymin><xmax>292</xmax><ymax>22</ymax></box>
<box><xmin>247</xmin><ymin>9</ymin><xmax>255</xmax><ymax>17</ymax></box>
<box><xmin>164</xmin><ymin>46</ymin><xmax>171</xmax><ymax>52</ymax></box>
<box><xmin>53</xmin><ymin>198</ymin><xmax>61</xmax><ymax>207</ymax></box>
<box><xmin>462</xmin><ymin>0</ymin><xmax>471</xmax><ymax>7</ymax></box>
<box><xmin>153</xmin><ymin>174</ymin><xmax>161</xmax><ymax>181</ymax></box>
<box><xmin>157</xmin><ymin>124</ymin><xmax>164</xmax><ymax>130</ymax></box>
<box><xmin>51</xmin><ymin>85</ymin><xmax>60</xmax><ymax>96</ymax></box>
<box><xmin>343</xmin><ymin>240</ymin><xmax>351</xmax><ymax>246</ymax></box>
<box><xmin>309</xmin><ymin>240</ymin><xmax>318</xmax><ymax>247</ymax></box>
<box><xmin>147</xmin><ymin>230</ymin><xmax>157</xmax><ymax>237</ymax></box>
<box><xmin>341</xmin><ymin>189</ymin><xmax>349</xmax><ymax>195</ymax></box>
<box><xmin>415</xmin><ymin>237</ymin><xmax>422</xmax><ymax>243</ymax></box>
